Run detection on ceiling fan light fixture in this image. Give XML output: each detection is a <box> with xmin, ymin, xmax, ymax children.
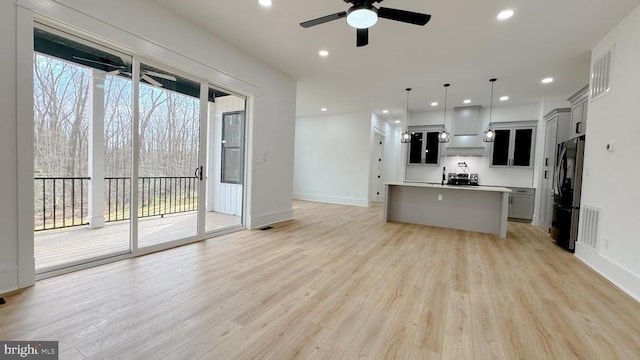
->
<box><xmin>347</xmin><ymin>5</ymin><xmax>378</xmax><ymax>29</ymax></box>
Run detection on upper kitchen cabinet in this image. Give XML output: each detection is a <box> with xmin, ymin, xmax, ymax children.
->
<box><xmin>568</xmin><ymin>85</ymin><xmax>589</xmax><ymax>138</ymax></box>
<box><xmin>490</xmin><ymin>121</ymin><xmax>537</xmax><ymax>168</ymax></box>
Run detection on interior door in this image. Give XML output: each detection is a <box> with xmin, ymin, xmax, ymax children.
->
<box><xmin>374</xmin><ymin>134</ymin><xmax>385</xmax><ymax>202</ymax></box>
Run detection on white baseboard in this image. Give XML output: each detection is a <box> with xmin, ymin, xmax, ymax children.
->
<box><xmin>293</xmin><ymin>193</ymin><xmax>369</xmax><ymax>207</ymax></box>
<box><xmin>575</xmin><ymin>244</ymin><xmax>640</xmax><ymax>302</ymax></box>
<box><xmin>247</xmin><ymin>208</ymin><xmax>294</xmax><ymax>229</ymax></box>
<box><xmin>0</xmin><ymin>266</ymin><xmax>18</xmax><ymax>295</ymax></box>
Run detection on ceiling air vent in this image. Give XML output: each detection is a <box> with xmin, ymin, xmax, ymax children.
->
<box><xmin>590</xmin><ymin>45</ymin><xmax>614</xmax><ymax>101</ymax></box>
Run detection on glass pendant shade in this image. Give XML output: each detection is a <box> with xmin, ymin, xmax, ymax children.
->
<box><xmin>401</xmin><ymin>131</ymin><xmax>411</xmax><ymax>143</ymax></box>
<box><xmin>439</xmin><ymin>83</ymin><xmax>451</xmax><ymax>143</ymax></box>
<box><xmin>439</xmin><ymin>129</ymin><xmax>450</xmax><ymax>143</ymax></box>
<box><xmin>483</xmin><ymin>78</ymin><xmax>497</xmax><ymax>143</ymax></box>
<box><xmin>401</xmin><ymin>88</ymin><xmax>412</xmax><ymax>144</ymax></box>
<box><xmin>483</xmin><ymin>128</ymin><xmax>495</xmax><ymax>142</ymax></box>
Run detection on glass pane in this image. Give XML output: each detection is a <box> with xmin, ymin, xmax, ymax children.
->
<box><xmin>222</xmin><ymin>148</ymin><xmax>241</xmax><ymax>183</ymax></box>
<box><xmin>513</xmin><ymin>128</ymin><xmax>533</xmax><ymax>166</ymax></box>
<box><xmin>138</xmin><ymin>63</ymin><xmax>200</xmax><ymax>248</ymax></box>
<box><xmin>425</xmin><ymin>132</ymin><xmax>440</xmax><ymax>164</ymax></box>
<box><xmin>221</xmin><ymin>111</ymin><xmax>244</xmax><ymax>185</ymax></box>
<box><xmin>223</xmin><ymin>112</ymin><xmax>243</xmax><ymax>147</ymax></box>
<box><xmin>33</xmin><ymin>26</ymin><xmax>132</xmax><ymax>272</ymax></box>
<box><xmin>409</xmin><ymin>132</ymin><xmax>423</xmax><ymax>164</ymax></box>
<box><xmin>205</xmin><ymin>91</ymin><xmax>245</xmax><ymax>233</ymax></box>
<box><xmin>492</xmin><ymin>129</ymin><xmax>511</xmax><ymax>166</ymax></box>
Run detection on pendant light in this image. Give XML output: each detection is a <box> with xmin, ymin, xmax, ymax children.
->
<box><xmin>483</xmin><ymin>78</ymin><xmax>497</xmax><ymax>142</ymax></box>
<box><xmin>438</xmin><ymin>83</ymin><xmax>451</xmax><ymax>143</ymax></box>
<box><xmin>401</xmin><ymin>88</ymin><xmax>412</xmax><ymax>143</ymax></box>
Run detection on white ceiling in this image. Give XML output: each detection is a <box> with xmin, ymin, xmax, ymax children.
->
<box><xmin>153</xmin><ymin>0</ymin><xmax>640</xmax><ymax>119</ymax></box>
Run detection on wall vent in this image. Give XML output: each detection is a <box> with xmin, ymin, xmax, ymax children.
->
<box><xmin>590</xmin><ymin>45</ymin><xmax>614</xmax><ymax>101</ymax></box>
<box><xmin>579</xmin><ymin>205</ymin><xmax>600</xmax><ymax>251</ymax></box>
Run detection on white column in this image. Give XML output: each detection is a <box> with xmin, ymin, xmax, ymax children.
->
<box><xmin>88</xmin><ymin>69</ymin><xmax>105</xmax><ymax>229</ymax></box>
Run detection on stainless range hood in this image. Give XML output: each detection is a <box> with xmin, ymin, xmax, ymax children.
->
<box><xmin>444</xmin><ymin>106</ymin><xmax>486</xmax><ymax>156</ymax></box>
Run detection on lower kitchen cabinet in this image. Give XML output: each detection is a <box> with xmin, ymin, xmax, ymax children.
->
<box><xmin>508</xmin><ymin>187</ymin><xmax>535</xmax><ymax>220</ymax></box>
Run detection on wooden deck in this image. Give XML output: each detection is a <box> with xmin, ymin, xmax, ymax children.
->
<box><xmin>35</xmin><ymin>211</ymin><xmax>240</xmax><ymax>272</ymax></box>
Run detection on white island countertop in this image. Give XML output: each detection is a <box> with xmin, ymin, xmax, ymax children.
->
<box><xmin>384</xmin><ymin>182</ymin><xmax>512</xmax><ymax>238</ymax></box>
<box><xmin>387</xmin><ymin>181</ymin><xmax>512</xmax><ymax>193</ymax></box>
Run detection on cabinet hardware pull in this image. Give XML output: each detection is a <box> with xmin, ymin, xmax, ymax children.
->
<box><xmin>576</xmin><ymin>121</ymin><xmax>582</xmax><ymax>134</ymax></box>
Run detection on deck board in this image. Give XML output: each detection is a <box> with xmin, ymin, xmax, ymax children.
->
<box><xmin>35</xmin><ymin>211</ymin><xmax>240</xmax><ymax>271</ymax></box>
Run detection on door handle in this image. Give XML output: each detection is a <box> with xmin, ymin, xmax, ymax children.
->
<box><xmin>194</xmin><ymin>166</ymin><xmax>203</xmax><ymax>181</ymax></box>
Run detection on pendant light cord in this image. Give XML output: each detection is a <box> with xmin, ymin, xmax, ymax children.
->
<box><xmin>489</xmin><ymin>78</ymin><xmax>496</xmax><ymax>128</ymax></box>
<box><xmin>405</xmin><ymin>88</ymin><xmax>411</xmax><ymax>133</ymax></box>
<box><xmin>443</xmin><ymin>83</ymin><xmax>450</xmax><ymax>128</ymax></box>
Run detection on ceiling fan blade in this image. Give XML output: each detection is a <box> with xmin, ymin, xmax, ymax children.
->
<box><xmin>300</xmin><ymin>11</ymin><xmax>347</xmax><ymax>28</ymax></box>
<box><xmin>72</xmin><ymin>56</ymin><xmax>124</xmax><ymax>68</ymax></box>
<box><xmin>106</xmin><ymin>69</ymin><xmax>121</xmax><ymax>76</ymax></box>
<box><xmin>378</xmin><ymin>7</ymin><xmax>431</xmax><ymax>26</ymax></box>
<box><xmin>143</xmin><ymin>70</ymin><xmax>177</xmax><ymax>81</ymax></box>
<box><xmin>141</xmin><ymin>74</ymin><xmax>163</xmax><ymax>87</ymax></box>
<box><xmin>357</xmin><ymin>28</ymin><xmax>369</xmax><ymax>47</ymax></box>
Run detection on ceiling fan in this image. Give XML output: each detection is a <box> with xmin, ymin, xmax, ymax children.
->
<box><xmin>300</xmin><ymin>0</ymin><xmax>431</xmax><ymax>47</ymax></box>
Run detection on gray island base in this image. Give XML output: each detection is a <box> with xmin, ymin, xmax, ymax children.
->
<box><xmin>384</xmin><ymin>182</ymin><xmax>512</xmax><ymax>238</ymax></box>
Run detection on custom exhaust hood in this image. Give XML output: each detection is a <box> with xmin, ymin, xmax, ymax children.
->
<box><xmin>444</xmin><ymin>106</ymin><xmax>487</xmax><ymax>156</ymax></box>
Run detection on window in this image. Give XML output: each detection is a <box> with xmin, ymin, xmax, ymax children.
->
<box><xmin>221</xmin><ymin>111</ymin><xmax>245</xmax><ymax>184</ymax></box>
<box><xmin>490</xmin><ymin>122</ymin><xmax>536</xmax><ymax>168</ymax></box>
<box><xmin>407</xmin><ymin>126</ymin><xmax>441</xmax><ymax>165</ymax></box>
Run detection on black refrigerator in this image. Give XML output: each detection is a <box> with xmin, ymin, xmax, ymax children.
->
<box><xmin>551</xmin><ymin>135</ymin><xmax>585</xmax><ymax>252</ymax></box>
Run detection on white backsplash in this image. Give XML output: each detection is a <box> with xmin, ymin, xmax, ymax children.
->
<box><xmin>405</xmin><ymin>156</ymin><xmax>534</xmax><ymax>188</ymax></box>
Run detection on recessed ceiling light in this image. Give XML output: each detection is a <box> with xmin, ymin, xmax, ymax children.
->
<box><xmin>541</xmin><ymin>77</ymin><xmax>554</xmax><ymax>84</ymax></box>
<box><xmin>258</xmin><ymin>0</ymin><xmax>272</xmax><ymax>7</ymax></box>
<box><xmin>430</xmin><ymin>102</ymin><xmax>438</xmax><ymax>107</ymax></box>
<box><xmin>394</xmin><ymin>120</ymin><xmax>401</xmax><ymax>124</ymax></box>
<box><xmin>499</xmin><ymin>96</ymin><xmax>509</xmax><ymax>101</ymax></box>
<box><xmin>463</xmin><ymin>99</ymin><xmax>472</xmax><ymax>104</ymax></box>
<box><xmin>320</xmin><ymin>107</ymin><xmax>327</xmax><ymax>112</ymax></box>
<box><xmin>497</xmin><ymin>9</ymin><xmax>514</xmax><ymax>21</ymax></box>
<box><xmin>382</xmin><ymin>109</ymin><xmax>389</xmax><ymax>114</ymax></box>
<box><xmin>318</xmin><ymin>49</ymin><xmax>329</xmax><ymax>57</ymax></box>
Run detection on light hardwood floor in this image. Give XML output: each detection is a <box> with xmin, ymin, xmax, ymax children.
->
<box><xmin>1</xmin><ymin>200</ymin><xmax>639</xmax><ymax>359</ymax></box>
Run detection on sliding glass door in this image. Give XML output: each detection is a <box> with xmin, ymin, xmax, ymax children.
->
<box><xmin>137</xmin><ymin>63</ymin><xmax>201</xmax><ymax>248</ymax></box>
<box><xmin>33</xmin><ymin>22</ymin><xmax>247</xmax><ymax>274</ymax></box>
<box><xmin>33</xmin><ymin>25</ymin><xmax>133</xmax><ymax>272</ymax></box>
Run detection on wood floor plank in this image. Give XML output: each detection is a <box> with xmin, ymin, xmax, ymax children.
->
<box><xmin>1</xmin><ymin>200</ymin><xmax>639</xmax><ymax>360</ymax></box>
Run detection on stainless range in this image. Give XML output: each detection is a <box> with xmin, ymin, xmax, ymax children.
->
<box><xmin>447</xmin><ymin>173</ymin><xmax>479</xmax><ymax>186</ymax></box>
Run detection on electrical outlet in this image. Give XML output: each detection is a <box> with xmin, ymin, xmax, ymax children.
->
<box><xmin>438</xmin><ymin>194</ymin><xmax>443</xmax><ymax>201</ymax></box>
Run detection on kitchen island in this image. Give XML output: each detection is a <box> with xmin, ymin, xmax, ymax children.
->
<box><xmin>384</xmin><ymin>182</ymin><xmax>512</xmax><ymax>238</ymax></box>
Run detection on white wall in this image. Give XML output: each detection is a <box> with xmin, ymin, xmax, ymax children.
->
<box><xmin>294</xmin><ymin>112</ymin><xmax>372</xmax><ymax>206</ymax></box>
<box><xmin>576</xmin><ymin>3</ymin><xmax>640</xmax><ymax>301</ymax></box>
<box><xmin>405</xmin><ymin>104</ymin><xmax>540</xmax><ymax>187</ymax></box>
<box><xmin>1</xmin><ymin>0</ymin><xmax>296</xmax><ymax>293</ymax></box>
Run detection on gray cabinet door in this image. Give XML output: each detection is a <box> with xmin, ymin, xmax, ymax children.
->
<box><xmin>509</xmin><ymin>195</ymin><xmax>534</xmax><ymax>220</ymax></box>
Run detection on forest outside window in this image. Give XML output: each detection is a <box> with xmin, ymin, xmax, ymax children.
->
<box><xmin>407</xmin><ymin>126</ymin><xmax>441</xmax><ymax>165</ymax></box>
